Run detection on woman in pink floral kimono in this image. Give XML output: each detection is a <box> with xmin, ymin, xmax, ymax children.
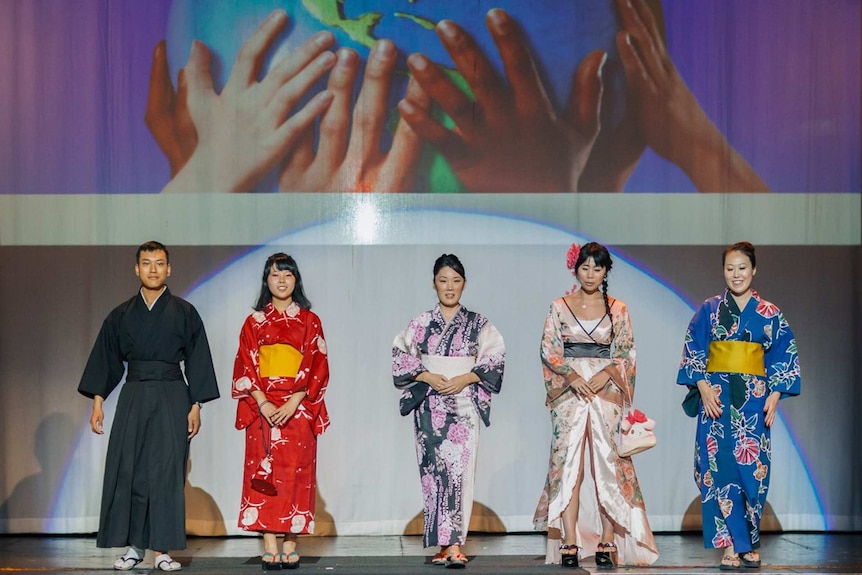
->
<box><xmin>393</xmin><ymin>254</ymin><xmax>505</xmax><ymax>569</ymax></box>
<box><xmin>534</xmin><ymin>243</ymin><xmax>658</xmax><ymax>569</ymax></box>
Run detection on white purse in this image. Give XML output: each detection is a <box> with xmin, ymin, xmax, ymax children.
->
<box><xmin>617</xmin><ymin>407</ymin><xmax>657</xmax><ymax>457</ymax></box>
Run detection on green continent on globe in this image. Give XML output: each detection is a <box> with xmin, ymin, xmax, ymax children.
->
<box><xmin>301</xmin><ymin>0</ymin><xmax>467</xmax><ymax>191</ymax></box>
<box><xmin>302</xmin><ymin>0</ymin><xmax>382</xmax><ymax>48</ymax></box>
<box><xmin>394</xmin><ymin>12</ymin><xmax>436</xmax><ymax>31</ymax></box>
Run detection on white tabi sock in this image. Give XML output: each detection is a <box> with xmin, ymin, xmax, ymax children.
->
<box><xmin>155</xmin><ymin>553</ymin><xmax>182</xmax><ymax>571</ymax></box>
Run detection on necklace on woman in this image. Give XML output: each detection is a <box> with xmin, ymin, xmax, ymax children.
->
<box><xmin>579</xmin><ymin>292</ymin><xmax>599</xmax><ymax>309</ymax></box>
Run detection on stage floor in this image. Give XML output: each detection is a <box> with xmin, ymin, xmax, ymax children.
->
<box><xmin>1</xmin><ymin>532</ymin><xmax>861</xmax><ymax>574</ymax></box>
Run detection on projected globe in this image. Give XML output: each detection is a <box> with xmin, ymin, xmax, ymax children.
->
<box><xmin>165</xmin><ymin>0</ymin><xmax>627</xmax><ymax>192</ymax></box>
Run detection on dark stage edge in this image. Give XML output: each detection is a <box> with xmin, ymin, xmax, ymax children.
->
<box><xmin>1</xmin><ymin>533</ymin><xmax>861</xmax><ymax>574</ymax></box>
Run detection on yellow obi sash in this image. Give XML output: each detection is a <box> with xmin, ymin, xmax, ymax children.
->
<box><xmin>706</xmin><ymin>341</ymin><xmax>765</xmax><ymax>376</ymax></box>
<box><xmin>259</xmin><ymin>344</ymin><xmax>303</xmax><ymax>378</ymax></box>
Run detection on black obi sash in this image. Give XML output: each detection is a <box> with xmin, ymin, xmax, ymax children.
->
<box><xmin>563</xmin><ymin>342</ymin><xmax>611</xmax><ymax>359</ymax></box>
<box><xmin>127</xmin><ymin>360</ymin><xmax>183</xmax><ymax>382</ymax></box>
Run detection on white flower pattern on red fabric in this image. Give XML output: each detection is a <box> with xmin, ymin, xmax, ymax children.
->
<box><xmin>286</xmin><ymin>302</ymin><xmax>300</xmax><ymax>318</ymax></box>
<box><xmin>241</xmin><ymin>506</ymin><xmax>259</xmax><ymax>526</ymax></box>
<box><xmin>290</xmin><ymin>515</ymin><xmax>306</xmax><ymax>533</ymax></box>
<box><xmin>234</xmin><ymin>376</ymin><xmax>252</xmax><ymax>392</ymax></box>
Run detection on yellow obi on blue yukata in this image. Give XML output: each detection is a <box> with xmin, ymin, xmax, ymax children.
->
<box><xmin>259</xmin><ymin>344</ymin><xmax>303</xmax><ymax>378</ymax></box>
<box><xmin>706</xmin><ymin>341</ymin><xmax>765</xmax><ymax>376</ymax></box>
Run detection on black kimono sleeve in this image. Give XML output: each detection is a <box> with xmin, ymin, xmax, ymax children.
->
<box><xmin>184</xmin><ymin>305</ymin><xmax>219</xmax><ymax>404</ymax></box>
<box><xmin>78</xmin><ymin>309</ymin><xmax>126</xmax><ymax>399</ymax></box>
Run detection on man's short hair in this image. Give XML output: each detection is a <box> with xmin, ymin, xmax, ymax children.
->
<box><xmin>136</xmin><ymin>241</ymin><xmax>169</xmax><ymax>264</ymax></box>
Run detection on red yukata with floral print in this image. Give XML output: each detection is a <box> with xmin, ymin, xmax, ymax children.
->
<box><xmin>232</xmin><ymin>302</ymin><xmax>329</xmax><ymax>534</ymax></box>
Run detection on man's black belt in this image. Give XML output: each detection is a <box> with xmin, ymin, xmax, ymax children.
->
<box><xmin>127</xmin><ymin>360</ymin><xmax>183</xmax><ymax>381</ymax></box>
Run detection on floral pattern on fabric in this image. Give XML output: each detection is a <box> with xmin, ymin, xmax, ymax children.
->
<box><xmin>678</xmin><ymin>290</ymin><xmax>801</xmax><ymax>553</ymax></box>
<box><xmin>392</xmin><ymin>304</ymin><xmax>505</xmax><ymax>548</ymax></box>
<box><xmin>232</xmin><ymin>303</ymin><xmax>330</xmax><ymax>534</ymax></box>
<box><xmin>393</xmin><ymin>305</ymin><xmax>505</xmax><ymax>426</ymax></box>
<box><xmin>533</xmin><ymin>294</ymin><xmax>658</xmax><ymax>566</ymax></box>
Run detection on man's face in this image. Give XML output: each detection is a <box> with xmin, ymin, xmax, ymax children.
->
<box><xmin>135</xmin><ymin>249</ymin><xmax>171</xmax><ymax>291</ymax></box>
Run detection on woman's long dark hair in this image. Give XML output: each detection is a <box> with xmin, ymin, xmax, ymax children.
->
<box><xmin>574</xmin><ymin>242</ymin><xmax>614</xmax><ymax>339</ymax></box>
<box><xmin>254</xmin><ymin>253</ymin><xmax>312</xmax><ymax>311</ymax></box>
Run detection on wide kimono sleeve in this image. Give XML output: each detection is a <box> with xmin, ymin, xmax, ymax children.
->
<box><xmin>392</xmin><ymin>317</ymin><xmax>432</xmax><ymax>416</ymax></box>
<box><xmin>392</xmin><ymin>317</ymin><xmax>429</xmax><ymax>390</ymax></box>
<box><xmin>472</xmin><ymin>320</ymin><xmax>505</xmax><ymax>394</ymax></box>
<box><xmin>609</xmin><ymin>300</ymin><xmax>637</xmax><ymax>400</ymax></box>
<box><xmin>677</xmin><ymin>300</ymin><xmax>712</xmax><ymax>388</ymax></box>
<box><xmin>764</xmin><ymin>310</ymin><xmax>801</xmax><ymax>399</ymax></box>
<box><xmin>540</xmin><ymin>303</ymin><xmax>575</xmax><ymax>394</ymax></box>
<box><xmin>232</xmin><ymin>314</ymin><xmax>263</xmax><ymax>430</ymax></box>
<box><xmin>184</xmin><ymin>305</ymin><xmax>219</xmax><ymax>404</ymax></box>
<box><xmin>77</xmin><ymin>310</ymin><xmax>125</xmax><ymax>400</ymax></box>
<box><xmin>296</xmin><ymin>310</ymin><xmax>329</xmax><ymax>403</ymax></box>
<box><xmin>232</xmin><ymin>314</ymin><xmax>262</xmax><ymax>399</ymax></box>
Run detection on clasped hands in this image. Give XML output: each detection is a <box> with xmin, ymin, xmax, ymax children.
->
<box><xmin>419</xmin><ymin>372</ymin><xmax>475</xmax><ymax>396</ymax></box>
<box><xmin>568</xmin><ymin>371</ymin><xmax>612</xmax><ymax>400</ymax></box>
<box><xmin>259</xmin><ymin>395</ymin><xmax>304</xmax><ymax>428</ymax></box>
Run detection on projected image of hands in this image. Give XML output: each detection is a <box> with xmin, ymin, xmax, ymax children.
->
<box><xmin>2</xmin><ymin>0</ymin><xmax>856</xmax><ymax>194</ymax></box>
<box><xmin>136</xmin><ymin>0</ymin><xmax>857</xmax><ymax>193</ymax></box>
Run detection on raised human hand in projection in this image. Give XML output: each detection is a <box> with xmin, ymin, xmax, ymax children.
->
<box><xmin>162</xmin><ymin>10</ymin><xmax>336</xmax><ymax>193</ymax></box>
<box><xmin>614</xmin><ymin>0</ymin><xmax>769</xmax><ymax>192</ymax></box>
<box><xmin>278</xmin><ymin>40</ymin><xmax>428</xmax><ymax>193</ymax></box>
<box><xmin>398</xmin><ymin>8</ymin><xmax>606</xmax><ymax>193</ymax></box>
<box><xmin>146</xmin><ymin>40</ymin><xmax>197</xmax><ymax>178</ymax></box>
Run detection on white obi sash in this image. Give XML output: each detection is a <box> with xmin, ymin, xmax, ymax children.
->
<box><xmin>421</xmin><ymin>354</ymin><xmax>476</xmax><ymax>380</ymax></box>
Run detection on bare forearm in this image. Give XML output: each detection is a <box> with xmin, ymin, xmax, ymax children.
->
<box><xmin>680</xmin><ymin>124</ymin><xmax>770</xmax><ymax>193</ymax></box>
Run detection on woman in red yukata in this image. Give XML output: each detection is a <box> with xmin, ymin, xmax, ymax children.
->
<box><xmin>232</xmin><ymin>253</ymin><xmax>330</xmax><ymax>570</ymax></box>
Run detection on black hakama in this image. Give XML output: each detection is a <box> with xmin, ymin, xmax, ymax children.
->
<box><xmin>78</xmin><ymin>287</ymin><xmax>218</xmax><ymax>550</ymax></box>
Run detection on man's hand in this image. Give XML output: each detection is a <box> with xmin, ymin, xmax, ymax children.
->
<box><xmin>187</xmin><ymin>403</ymin><xmax>201</xmax><ymax>440</ymax></box>
<box><xmin>89</xmin><ymin>397</ymin><xmax>105</xmax><ymax>435</ymax></box>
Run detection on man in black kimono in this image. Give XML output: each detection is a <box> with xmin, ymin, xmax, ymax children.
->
<box><xmin>78</xmin><ymin>241</ymin><xmax>219</xmax><ymax>571</ymax></box>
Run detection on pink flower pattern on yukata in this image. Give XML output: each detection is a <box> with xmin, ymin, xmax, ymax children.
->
<box><xmin>393</xmin><ymin>304</ymin><xmax>505</xmax><ymax>549</ymax></box>
<box><xmin>706</xmin><ymin>436</ymin><xmax>719</xmax><ymax>458</ymax></box>
<box><xmin>431</xmin><ymin>409</ymin><xmax>446</xmax><ymax>431</ymax></box>
<box><xmin>447</xmin><ymin>422</ymin><xmax>470</xmax><ymax>445</ymax></box>
<box><xmin>734</xmin><ymin>436</ymin><xmax>760</xmax><ymax>465</ymax></box>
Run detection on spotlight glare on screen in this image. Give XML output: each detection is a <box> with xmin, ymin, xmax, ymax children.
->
<box><xmin>353</xmin><ymin>200</ymin><xmax>379</xmax><ymax>244</ymax></box>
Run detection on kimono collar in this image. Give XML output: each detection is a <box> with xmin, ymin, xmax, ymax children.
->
<box><xmin>433</xmin><ymin>303</ymin><xmax>466</xmax><ymax>325</ymax></box>
<box><xmin>265</xmin><ymin>300</ymin><xmax>302</xmax><ymax>319</ymax></box>
<box><xmin>722</xmin><ymin>288</ymin><xmax>761</xmax><ymax>313</ymax></box>
<box><xmin>140</xmin><ymin>285</ymin><xmax>169</xmax><ymax>311</ymax></box>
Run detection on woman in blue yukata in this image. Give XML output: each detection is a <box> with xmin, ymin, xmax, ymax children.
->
<box><xmin>678</xmin><ymin>242</ymin><xmax>801</xmax><ymax>571</ymax></box>
<box><xmin>392</xmin><ymin>254</ymin><xmax>505</xmax><ymax>569</ymax></box>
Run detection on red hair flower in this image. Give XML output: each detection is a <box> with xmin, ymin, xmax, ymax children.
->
<box><xmin>566</xmin><ymin>243</ymin><xmax>581</xmax><ymax>272</ymax></box>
